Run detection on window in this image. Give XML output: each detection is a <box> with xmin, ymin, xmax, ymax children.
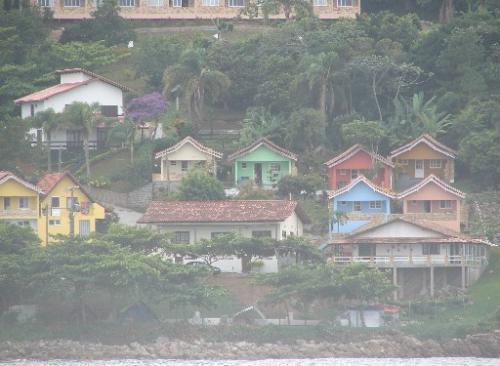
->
<box><xmin>51</xmin><ymin>197</ymin><xmax>60</xmax><ymax>208</ymax></box>
<box><xmin>19</xmin><ymin>197</ymin><xmax>29</xmax><ymax>209</ymax></box>
<box><xmin>440</xmin><ymin>200</ymin><xmax>452</xmax><ymax>209</ymax></box>
<box><xmin>100</xmin><ymin>105</ymin><xmax>118</xmax><ymax>117</ymax></box>
<box><xmin>398</xmin><ymin>159</ymin><xmax>409</xmax><ymax>166</ymax></box>
<box><xmin>119</xmin><ymin>0</ymin><xmax>135</xmax><ymax>6</ymax></box>
<box><xmin>148</xmin><ymin>0</ymin><xmax>163</xmax><ymax>5</ymax></box>
<box><xmin>170</xmin><ymin>161</ymin><xmax>177</xmax><ymax>166</ymax></box>
<box><xmin>269</xmin><ymin>163</ymin><xmax>281</xmax><ymax>172</ymax></box>
<box><xmin>340</xmin><ymin>201</ymin><xmax>348</xmax><ymax>206</ymax></box>
<box><xmin>351</xmin><ymin>169</ymin><xmax>358</xmax><ymax>179</ymax></box>
<box><xmin>172</xmin><ymin>0</ymin><xmax>182</xmax><ymax>6</ymax></box>
<box><xmin>369</xmin><ymin>201</ymin><xmax>382</xmax><ymax>209</ymax></box>
<box><xmin>430</xmin><ymin>159</ymin><xmax>442</xmax><ymax>169</ymax></box>
<box><xmin>16</xmin><ymin>221</ymin><xmax>30</xmax><ymax>226</ymax></box>
<box><xmin>241</xmin><ymin>162</ymin><xmax>247</xmax><ymax>168</ymax></box>
<box><xmin>64</xmin><ymin>0</ymin><xmax>81</xmax><ymax>6</ymax></box>
<box><xmin>337</xmin><ymin>0</ymin><xmax>352</xmax><ymax>6</ymax></box>
<box><xmin>49</xmin><ymin>220</ymin><xmax>61</xmax><ymax>226</ymax></box>
<box><xmin>339</xmin><ymin>169</ymin><xmax>348</xmax><ymax>176</ymax></box>
<box><xmin>181</xmin><ymin>161</ymin><xmax>188</xmax><ymax>172</ymax></box>
<box><xmin>3</xmin><ymin>197</ymin><xmax>10</xmax><ymax>210</ymax></box>
<box><xmin>423</xmin><ymin>244</ymin><xmax>440</xmax><ymax>255</ymax></box>
<box><xmin>353</xmin><ymin>201</ymin><xmax>361</xmax><ymax>211</ymax></box>
<box><xmin>252</xmin><ymin>230</ymin><xmax>272</xmax><ymax>238</ymax></box>
<box><xmin>210</xmin><ymin>232</ymin><xmax>231</xmax><ymax>239</ymax></box>
<box><xmin>67</xmin><ymin>197</ymin><xmax>79</xmax><ymax>211</ymax></box>
<box><xmin>337</xmin><ymin>182</ymin><xmax>346</xmax><ymax>189</ymax></box>
<box><xmin>202</xmin><ymin>0</ymin><xmax>218</xmax><ymax>6</ymax></box>
<box><xmin>229</xmin><ymin>0</ymin><xmax>244</xmax><ymax>6</ymax></box>
<box><xmin>38</xmin><ymin>0</ymin><xmax>53</xmax><ymax>7</ymax></box>
<box><xmin>313</xmin><ymin>0</ymin><xmax>327</xmax><ymax>5</ymax></box>
<box><xmin>174</xmin><ymin>231</ymin><xmax>190</xmax><ymax>244</ymax></box>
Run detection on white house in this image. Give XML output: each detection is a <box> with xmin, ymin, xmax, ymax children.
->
<box><xmin>329</xmin><ymin>217</ymin><xmax>494</xmax><ymax>299</ymax></box>
<box><xmin>15</xmin><ymin>68</ymin><xmax>130</xmax><ymax>150</ymax></box>
<box><xmin>152</xmin><ymin>136</ymin><xmax>223</xmax><ymax>183</ymax></box>
<box><xmin>137</xmin><ymin>200</ymin><xmax>308</xmax><ymax>273</ymax></box>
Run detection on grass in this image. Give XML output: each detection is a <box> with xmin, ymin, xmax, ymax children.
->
<box><xmin>88</xmin><ymin>149</ymin><xmax>136</xmax><ymax>192</ymax></box>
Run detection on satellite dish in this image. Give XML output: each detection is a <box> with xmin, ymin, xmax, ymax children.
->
<box><xmin>128</xmin><ymin>41</ymin><xmax>134</xmax><ymax>48</ymax></box>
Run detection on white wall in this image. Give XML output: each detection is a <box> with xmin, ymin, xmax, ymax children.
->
<box><xmin>59</xmin><ymin>71</ymin><xmax>92</xmax><ymax>84</ymax></box>
<box><xmin>21</xmin><ymin>79</ymin><xmax>123</xmax><ymax>119</ymax></box>
<box><xmin>278</xmin><ymin>212</ymin><xmax>303</xmax><ymax>239</ymax></box>
<box><xmin>357</xmin><ymin>220</ymin><xmax>442</xmax><ymax>238</ymax></box>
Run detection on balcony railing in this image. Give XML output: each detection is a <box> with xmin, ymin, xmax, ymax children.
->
<box><xmin>329</xmin><ymin>255</ymin><xmax>488</xmax><ymax>267</ymax></box>
<box><xmin>0</xmin><ymin>209</ymin><xmax>38</xmax><ymax>218</ymax></box>
<box><xmin>31</xmin><ymin>140</ymin><xmax>106</xmax><ymax>150</ymax></box>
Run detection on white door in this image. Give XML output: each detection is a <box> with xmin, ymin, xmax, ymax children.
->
<box><xmin>415</xmin><ymin>160</ymin><xmax>424</xmax><ymax>178</ymax></box>
<box><xmin>79</xmin><ymin>220</ymin><xmax>90</xmax><ymax>237</ymax></box>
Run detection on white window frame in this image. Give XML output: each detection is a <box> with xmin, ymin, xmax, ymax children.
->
<box><xmin>19</xmin><ymin>197</ymin><xmax>30</xmax><ymax>209</ymax></box>
<box><xmin>64</xmin><ymin>0</ymin><xmax>81</xmax><ymax>7</ymax></box>
<box><xmin>440</xmin><ymin>200</ymin><xmax>452</xmax><ymax>209</ymax></box>
<box><xmin>174</xmin><ymin>231</ymin><xmax>190</xmax><ymax>244</ymax></box>
<box><xmin>119</xmin><ymin>0</ymin><xmax>135</xmax><ymax>6</ymax></box>
<box><xmin>202</xmin><ymin>0</ymin><xmax>218</xmax><ymax>6</ymax></box>
<box><xmin>148</xmin><ymin>0</ymin><xmax>163</xmax><ymax>5</ymax></box>
<box><xmin>339</xmin><ymin>169</ymin><xmax>348</xmax><ymax>176</ymax></box>
<box><xmin>430</xmin><ymin>159</ymin><xmax>442</xmax><ymax>169</ymax></box>
<box><xmin>172</xmin><ymin>0</ymin><xmax>182</xmax><ymax>6</ymax></box>
<box><xmin>313</xmin><ymin>0</ymin><xmax>327</xmax><ymax>5</ymax></box>
<box><xmin>369</xmin><ymin>201</ymin><xmax>382</xmax><ymax>209</ymax></box>
<box><xmin>229</xmin><ymin>0</ymin><xmax>244</xmax><ymax>6</ymax></box>
<box><xmin>49</xmin><ymin>219</ymin><xmax>62</xmax><ymax>226</ymax></box>
<box><xmin>337</xmin><ymin>0</ymin><xmax>352</xmax><ymax>6</ymax></box>
<box><xmin>269</xmin><ymin>162</ymin><xmax>281</xmax><ymax>172</ymax></box>
<box><xmin>38</xmin><ymin>0</ymin><xmax>53</xmax><ymax>7</ymax></box>
<box><xmin>353</xmin><ymin>201</ymin><xmax>361</xmax><ymax>211</ymax></box>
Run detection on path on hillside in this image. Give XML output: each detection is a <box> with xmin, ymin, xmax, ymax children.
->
<box><xmin>109</xmin><ymin>204</ymin><xmax>144</xmax><ymax>226</ymax></box>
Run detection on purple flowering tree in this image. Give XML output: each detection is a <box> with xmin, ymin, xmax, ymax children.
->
<box><xmin>126</xmin><ymin>92</ymin><xmax>167</xmax><ymax>141</ymax></box>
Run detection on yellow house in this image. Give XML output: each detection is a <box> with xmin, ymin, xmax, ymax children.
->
<box><xmin>37</xmin><ymin>172</ymin><xmax>106</xmax><ymax>244</ymax></box>
<box><xmin>0</xmin><ymin>171</ymin><xmax>42</xmax><ymax>234</ymax></box>
<box><xmin>0</xmin><ymin>171</ymin><xmax>105</xmax><ymax>244</ymax></box>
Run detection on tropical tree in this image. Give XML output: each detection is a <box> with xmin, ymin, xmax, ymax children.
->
<box><xmin>163</xmin><ymin>49</ymin><xmax>231</xmax><ymax>130</ymax></box>
<box><xmin>175</xmin><ymin>170</ymin><xmax>225</xmax><ymax>201</ymax></box>
<box><xmin>107</xmin><ymin>117</ymin><xmax>137</xmax><ymax>163</ymax></box>
<box><xmin>341</xmin><ymin>118</ymin><xmax>387</xmax><ymax>152</ymax></box>
<box><xmin>62</xmin><ymin>102</ymin><xmax>102</xmax><ymax>179</ymax></box>
<box><xmin>30</xmin><ymin>108</ymin><xmax>61</xmax><ymax>172</ymax></box>
<box><xmin>126</xmin><ymin>92</ymin><xmax>167</xmax><ymax>141</ymax></box>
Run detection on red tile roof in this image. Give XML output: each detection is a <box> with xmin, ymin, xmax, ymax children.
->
<box><xmin>55</xmin><ymin>68</ymin><xmax>131</xmax><ymax>92</ymax></box>
<box><xmin>138</xmin><ymin>200</ymin><xmax>306</xmax><ymax>224</ymax></box>
<box><xmin>324</xmin><ymin>144</ymin><xmax>394</xmax><ymax>168</ymax></box>
<box><xmin>14</xmin><ymin>81</ymin><xmax>89</xmax><ymax>103</ymax></box>
<box><xmin>390</xmin><ymin>134</ymin><xmax>456</xmax><ymax>159</ymax></box>
<box><xmin>227</xmin><ymin>138</ymin><xmax>298</xmax><ymax>162</ymax></box>
<box><xmin>154</xmin><ymin>136</ymin><xmax>223</xmax><ymax>160</ymax></box>
<box><xmin>0</xmin><ymin>171</ymin><xmax>41</xmax><ymax>192</ymax></box>
<box><xmin>36</xmin><ymin>171</ymin><xmax>93</xmax><ymax>200</ymax></box>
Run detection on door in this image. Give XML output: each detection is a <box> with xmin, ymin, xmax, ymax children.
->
<box><xmin>423</xmin><ymin>200</ymin><xmax>431</xmax><ymax>213</ymax></box>
<box><xmin>415</xmin><ymin>160</ymin><xmax>424</xmax><ymax>178</ymax></box>
<box><xmin>79</xmin><ymin>220</ymin><xmax>90</xmax><ymax>237</ymax></box>
<box><xmin>254</xmin><ymin>163</ymin><xmax>262</xmax><ymax>185</ymax></box>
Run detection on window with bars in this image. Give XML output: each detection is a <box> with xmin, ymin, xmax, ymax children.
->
<box><xmin>440</xmin><ymin>200</ymin><xmax>452</xmax><ymax>209</ymax></box>
<box><xmin>229</xmin><ymin>0</ymin><xmax>244</xmax><ymax>6</ymax></box>
<box><xmin>64</xmin><ymin>0</ymin><xmax>81</xmax><ymax>7</ymax></box>
<box><xmin>119</xmin><ymin>0</ymin><xmax>135</xmax><ymax>6</ymax></box>
<box><xmin>337</xmin><ymin>0</ymin><xmax>352</xmax><ymax>6</ymax></box>
<box><xmin>369</xmin><ymin>201</ymin><xmax>382</xmax><ymax>209</ymax></box>
<box><xmin>430</xmin><ymin>159</ymin><xmax>442</xmax><ymax>168</ymax></box>
<box><xmin>172</xmin><ymin>0</ymin><xmax>182</xmax><ymax>7</ymax></box>
<box><xmin>174</xmin><ymin>231</ymin><xmax>190</xmax><ymax>244</ymax></box>
<box><xmin>202</xmin><ymin>0</ymin><xmax>218</xmax><ymax>6</ymax></box>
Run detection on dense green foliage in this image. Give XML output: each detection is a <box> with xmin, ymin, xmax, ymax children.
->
<box><xmin>175</xmin><ymin>170</ymin><xmax>226</xmax><ymax>200</ymax></box>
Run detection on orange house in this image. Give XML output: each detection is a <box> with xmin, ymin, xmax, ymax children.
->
<box><xmin>390</xmin><ymin>134</ymin><xmax>456</xmax><ymax>190</ymax></box>
<box><xmin>398</xmin><ymin>175</ymin><xmax>465</xmax><ymax>232</ymax></box>
<box><xmin>325</xmin><ymin>144</ymin><xmax>394</xmax><ymax>190</ymax></box>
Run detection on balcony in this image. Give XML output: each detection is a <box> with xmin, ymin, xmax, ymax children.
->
<box><xmin>0</xmin><ymin>208</ymin><xmax>38</xmax><ymax>218</ymax></box>
<box><xmin>329</xmin><ymin>255</ymin><xmax>488</xmax><ymax>268</ymax></box>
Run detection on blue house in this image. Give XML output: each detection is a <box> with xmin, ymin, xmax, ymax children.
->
<box><xmin>329</xmin><ymin>176</ymin><xmax>395</xmax><ymax>234</ymax></box>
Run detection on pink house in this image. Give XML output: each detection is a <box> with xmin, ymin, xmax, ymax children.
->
<box><xmin>324</xmin><ymin>144</ymin><xmax>394</xmax><ymax>190</ymax></box>
<box><xmin>398</xmin><ymin>175</ymin><xmax>465</xmax><ymax>232</ymax></box>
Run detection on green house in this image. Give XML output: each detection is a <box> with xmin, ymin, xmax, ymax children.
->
<box><xmin>228</xmin><ymin>138</ymin><xmax>298</xmax><ymax>188</ymax></box>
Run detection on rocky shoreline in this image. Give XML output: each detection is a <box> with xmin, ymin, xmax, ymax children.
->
<box><xmin>1</xmin><ymin>330</ymin><xmax>500</xmax><ymax>359</ymax></box>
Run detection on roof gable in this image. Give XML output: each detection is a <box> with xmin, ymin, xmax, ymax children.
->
<box><xmin>390</xmin><ymin>134</ymin><xmax>456</xmax><ymax>159</ymax></box>
<box><xmin>398</xmin><ymin>175</ymin><xmax>465</xmax><ymax>200</ymax></box>
<box><xmin>0</xmin><ymin>171</ymin><xmax>41</xmax><ymax>193</ymax></box>
<box><xmin>37</xmin><ymin>172</ymin><xmax>93</xmax><ymax>200</ymax></box>
<box><xmin>328</xmin><ymin>176</ymin><xmax>395</xmax><ymax>200</ymax></box>
<box><xmin>154</xmin><ymin>136</ymin><xmax>222</xmax><ymax>160</ymax></box>
<box><xmin>354</xmin><ymin>218</ymin><xmax>446</xmax><ymax>239</ymax></box>
<box><xmin>228</xmin><ymin>138</ymin><xmax>297</xmax><ymax>162</ymax></box>
<box><xmin>324</xmin><ymin>144</ymin><xmax>394</xmax><ymax>168</ymax></box>
<box><xmin>138</xmin><ymin>200</ymin><xmax>305</xmax><ymax>224</ymax></box>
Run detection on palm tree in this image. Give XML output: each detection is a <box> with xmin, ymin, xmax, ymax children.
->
<box><xmin>107</xmin><ymin>117</ymin><xmax>136</xmax><ymax>164</ymax></box>
<box><xmin>62</xmin><ymin>102</ymin><xmax>102</xmax><ymax>180</ymax></box>
<box><xmin>410</xmin><ymin>93</ymin><xmax>452</xmax><ymax>137</ymax></box>
<box><xmin>30</xmin><ymin>108</ymin><xmax>61</xmax><ymax>172</ymax></box>
<box><xmin>163</xmin><ymin>49</ymin><xmax>231</xmax><ymax>132</ymax></box>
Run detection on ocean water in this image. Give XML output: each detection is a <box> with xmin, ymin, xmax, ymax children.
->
<box><xmin>2</xmin><ymin>359</ymin><xmax>500</xmax><ymax>366</ymax></box>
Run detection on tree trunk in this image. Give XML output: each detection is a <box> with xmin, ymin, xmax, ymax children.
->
<box><xmin>84</xmin><ymin>137</ymin><xmax>91</xmax><ymax>179</ymax></box>
<box><xmin>439</xmin><ymin>0</ymin><xmax>454</xmax><ymax>23</ymax></box>
<box><xmin>372</xmin><ymin>74</ymin><xmax>383</xmax><ymax>121</ymax></box>
<box><xmin>319</xmin><ymin>81</ymin><xmax>327</xmax><ymax>117</ymax></box>
<box><xmin>47</xmin><ymin>132</ymin><xmax>52</xmax><ymax>172</ymax></box>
